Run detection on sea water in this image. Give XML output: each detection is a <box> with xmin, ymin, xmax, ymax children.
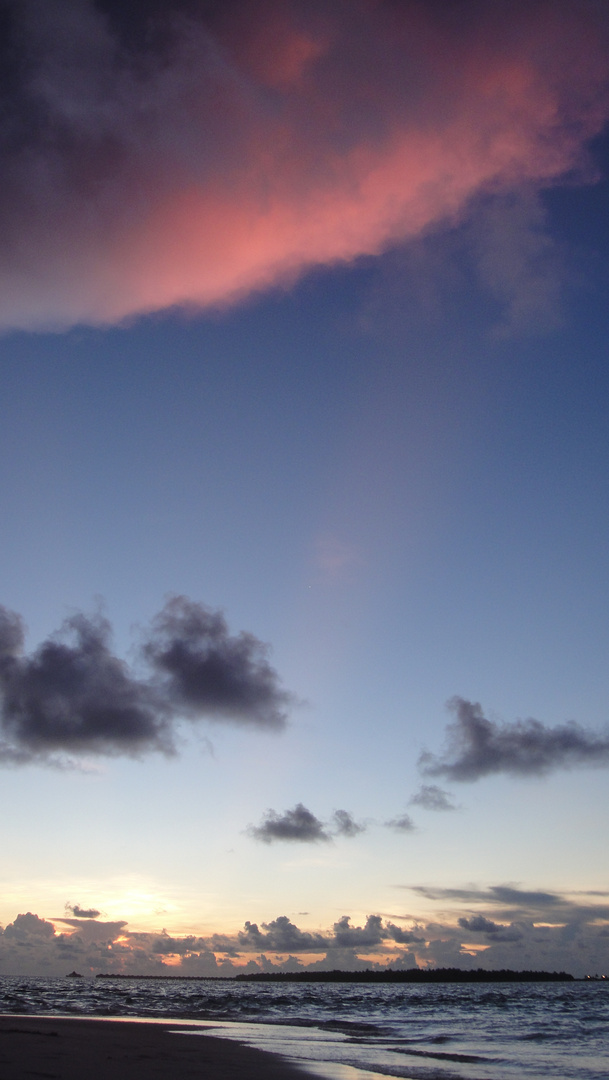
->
<box><xmin>0</xmin><ymin>976</ymin><xmax>607</xmax><ymax>1080</ymax></box>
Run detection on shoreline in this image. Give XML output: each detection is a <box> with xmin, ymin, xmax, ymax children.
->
<box><xmin>0</xmin><ymin>1015</ymin><xmax>315</xmax><ymax>1080</ymax></box>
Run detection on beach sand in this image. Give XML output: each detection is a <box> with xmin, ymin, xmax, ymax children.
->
<box><xmin>0</xmin><ymin>1016</ymin><xmax>313</xmax><ymax>1080</ymax></box>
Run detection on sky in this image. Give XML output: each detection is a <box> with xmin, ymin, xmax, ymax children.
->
<box><xmin>1</xmin><ymin>0</ymin><xmax>609</xmax><ymax>978</ymax></box>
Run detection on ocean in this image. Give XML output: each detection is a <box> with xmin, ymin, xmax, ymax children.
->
<box><xmin>0</xmin><ymin>975</ymin><xmax>607</xmax><ymax>1080</ymax></box>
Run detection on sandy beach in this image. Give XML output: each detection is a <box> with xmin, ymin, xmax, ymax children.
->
<box><xmin>0</xmin><ymin>1016</ymin><xmax>313</xmax><ymax>1080</ymax></box>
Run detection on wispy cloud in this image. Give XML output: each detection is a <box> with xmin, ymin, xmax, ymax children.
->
<box><xmin>385</xmin><ymin>813</ymin><xmax>416</xmax><ymax>833</ymax></box>
<box><xmin>409</xmin><ymin>784</ymin><xmax>457</xmax><ymax>811</ymax></box>
<box><xmin>469</xmin><ymin>190</ymin><xmax>566</xmax><ymax>336</ymax></box>
<box><xmin>419</xmin><ymin>696</ymin><xmax>609</xmax><ymax>781</ymax></box>
<box><xmin>332</xmin><ymin>810</ymin><xmax>366</xmax><ymax>838</ymax></box>
<box><xmin>407</xmin><ymin>883</ymin><xmax>609</xmax><ymax>922</ymax></box>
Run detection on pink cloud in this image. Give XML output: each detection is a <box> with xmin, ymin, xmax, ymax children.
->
<box><xmin>1</xmin><ymin>0</ymin><xmax>608</xmax><ymax>330</ymax></box>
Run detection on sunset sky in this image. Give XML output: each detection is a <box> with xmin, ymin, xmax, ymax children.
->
<box><xmin>2</xmin><ymin>0</ymin><xmax>609</xmax><ymax>978</ymax></box>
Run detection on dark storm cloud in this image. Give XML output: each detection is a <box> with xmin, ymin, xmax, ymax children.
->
<box><xmin>142</xmin><ymin>596</ymin><xmax>291</xmax><ymax>729</ymax></box>
<box><xmin>419</xmin><ymin>696</ymin><xmax>609</xmax><ymax>781</ymax></box>
<box><xmin>0</xmin><ymin>599</ymin><xmax>291</xmax><ymax>764</ymax></box>
<box><xmin>0</xmin><ymin>607</ymin><xmax>170</xmax><ymax>761</ymax></box>
<box><xmin>248</xmin><ymin>803</ymin><xmax>331</xmax><ymax>843</ymax></box>
<box><xmin>0</xmin><ymin>0</ymin><xmax>607</xmax><ymax>330</ymax></box>
<box><xmin>409</xmin><ymin>784</ymin><xmax>457</xmax><ymax>811</ymax></box>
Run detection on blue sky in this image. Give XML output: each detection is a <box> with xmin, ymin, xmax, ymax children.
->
<box><xmin>1</xmin><ymin>0</ymin><xmax>609</xmax><ymax>977</ymax></box>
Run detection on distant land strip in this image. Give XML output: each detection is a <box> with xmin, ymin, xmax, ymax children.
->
<box><xmin>94</xmin><ymin>968</ymin><xmax>575</xmax><ymax>983</ymax></box>
<box><xmin>234</xmin><ymin>968</ymin><xmax>574</xmax><ymax>983</ymax></box>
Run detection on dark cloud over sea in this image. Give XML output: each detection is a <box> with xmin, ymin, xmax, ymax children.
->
<box><xmin>0</xmin><ymin>598</ymin><xmax>291</xmax><ymax>764</ymax></box>
<box><xmin>419</xmin><ymin>697</ymin><xmax>609</xmax><ymax>781</ymax></box>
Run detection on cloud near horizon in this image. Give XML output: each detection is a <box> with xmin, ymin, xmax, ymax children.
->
<box><xmin>0</xmin><ymin>0</ymin><xmax>608</xmax><ymax>330</ymax></box>
<box><xmin>419</xmin><ymin>697</ymin><xmax>609</xmax><ymax>781</ymax></box>
<box><xmin>407</xmin><ymin>883</ymin><xmax>609</xmax><ymax>922</ymax></box>
<box><xmin>0</xmin><ymin>597</ymin><xmax>291</xmax><ymax>764</ymax></box>
<box><xmin>2</xmin><ymin>892</ymin><xmax>608</xmax><ymax>977</ymax></box>
<box><xmin>0</xmin><ymin>909</ymin><xmax>427</xmax><ymax>977</ymax></box>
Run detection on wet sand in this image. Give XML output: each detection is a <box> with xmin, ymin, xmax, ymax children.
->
<box><xmin>0</xmin><ymin>1016</ymin><xmax>314</xmax><ymax>1080</ymax></box>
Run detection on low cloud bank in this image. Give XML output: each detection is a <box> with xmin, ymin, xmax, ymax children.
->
<box><xmin>420</xmin><ymin>697</ymin><xmax>609</xmax><ymax>781</ymax></box>
<box><xmin>0</xmin><ymin>1</ymin><xmax>608</xmax><ymax>329</ymax></box>
<box><xmin>0</xmin><ymin>597</ymin><xmax>291</xmax><ymax>765</ymax></box>
<box><xmin>2</xmin><ymin>886</ymin><xmax>608</xmax><ymax>976</ymax></box>
<box><xmin>0</xmin><ymin>909</ymin><xmax>426</xmax><ymax>976</ymax></box>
